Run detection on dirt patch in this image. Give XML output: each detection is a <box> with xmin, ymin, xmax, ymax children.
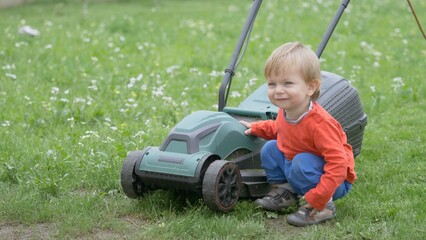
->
<box><xmin>0</xmin><ymin>0</ymin><xmax>27</xmax><ymax>9</ymax></box>
<box><xmin>0</xmin><ymin>222</ymin><xmax>56</xmax><ymax>240</ymax></box>
<box><xmin>78</xmin><ymin>229</ymin><xmax>124</xmax><ymax>240</ymax></box>
<box><xmin>76</xmin><ymin>215</ymin><xmax>147</xmax><ymax>240</ymax></box>
<box><xmin>0</xmin><ymin>216</ymin><xmax>147</xmax><ymax>240</ymax></box>
<box><xmin>264</xmin><ymin>214</ymin><xmax>304</xmax><ymax>238</ymax></box>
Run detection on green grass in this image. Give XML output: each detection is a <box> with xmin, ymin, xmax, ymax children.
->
<box><xmin>0</xmin><ymin>0</ymin><xmax>425</xmax><ymax>239</ymax></box>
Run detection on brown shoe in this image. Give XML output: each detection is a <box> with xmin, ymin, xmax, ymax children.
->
<box><xmin>254</xmin><ymin>183</ymin><xmax>298</xmax><ymax>211</ymax></box>
<box><xmin>287</xmin><ymin>201</ymin><xmax>336</xmax><ymax>227</ymax></box>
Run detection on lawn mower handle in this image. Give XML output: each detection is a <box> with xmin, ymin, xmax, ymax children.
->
<box><xmin>316</xmin><ymin>0</ymin><xmax>350</xmax><ymax>58</ymax></box>
<box><xmin>218</xmin><ymin>0</ymin><xmax>263</xmax><ymax>112</ymax></box>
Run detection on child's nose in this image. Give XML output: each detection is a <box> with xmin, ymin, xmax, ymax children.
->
<box><xmin>276</xmin><ymin>84</ymin><xmax>285</xmax><ymax>93</ymax></box>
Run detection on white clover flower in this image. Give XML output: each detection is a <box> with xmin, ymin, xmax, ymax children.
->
<box><xmin>86</xmin><ymin>96</ymin><xmax>93</xmax><ymax>105</ymax></box>
<box><xmin>19</xmin><ymin>25</ymin><xmax>40</xmax><ymax>36</ymax></box>
<box><xmin>88</xmin><ymin>85</ymin><xmax>98</xmax><ymax>91</ymax></box>
<box><xmin>247</xmin><ymin>78</ymin><xmax>257</xmax><ymax>87</ymax></box>
<box><xmin>15</xmin><ymin>41</ymin><xmax>28</xmax><ymax>48</ymax></box>
<box><xmin>162</xmin><ymin>96</ymin><xmax>174</xmax><ymax>104</ymax></box>
<box><xmin>81</xmin><ymin>131</ymin><xmax>99</xmax><ymax>140</ymax></box>
<box><xmin>166</xmin><ymin>65</ymin><xmax>180</xmax><ymax>74</ymax></box>
<box><xmin>337</xmin><ymin>50</ymin><xmax>346</xmax><ymax>56</ymax></box>
<box><xmin>209</xmin><ymin>70</ymin><xmax>222</xmax><ymax>77</ymax></box>
<box><xmin>152</xmin><ymin>85</ymin><xmax>165</xmax><ymax>97</ymax></box>
<box><xmin>136</xmin><ymin>73</ymin><xmax>143</xmax><ymax>81</ymax></box>
<box><xmin>133</xmin><ymin>131</ymin><xmax>146</xmax><ymax>138</ymax></box>
<box><xmin>181</xmin><ymin>101</ymin><xmax>189</xmax><ymax>107</ymax></box>
<box><xmin>1</xmin><ymin>121</ymin><xmax>11</xmax><ymax>127</ymax></box>
<box><xmin>5</xmin><ymin>73</ymin><xmax>16</xmax><ymax>79</ymax></box>
<box><xmin>370</xmin><ymin>86</ymin><xmax>376</xmax><ymax>92</ymax></box>
<box><xmin>391</xmin><ymin>77</ymin><xmax>404</xmax><ymax>92</ymax></box>
<box><xmin>46</xmin><ymin>149</ymin><xmax>55</xmax><ymax>157</ymax></box>
<box><xmin>73</xmin><ymin>97</ymin><xmax>86</xmax><ymax>103</ymax></box>
<box><xmin>125</xmin><ymin>103</ymin><xmax>138</xmax><ymax>108</ymax></box>
<box><xmin>189</xmin><ymin>67</ymin><xmax>199</xmax><ymax>73</ymax></box>
<box><xmin>68</xmin><ymin>118</ymin><xmax>75</xmax><ymax>128</ymax></box>
<box><xmin>88</xmin><ymin>80</ymin><xmax>98</xmax><ymax>91</ymax></box>
<box><xmin>373</xmin><ymin>51</ymin><xmax>382</xmax><ymax>58</ymax></box>
<box><xmin>231</xmin><ymin>91</ymin><xmax>241</xmax><ymax>98</ymax></box>
<box><xmin>360</xmin><ymin>41</ymin><xmax>368</xmax><ymax>48</ymax></box>
<box><xmin>104</xmin><ymin>137</ymin><xmax>115</xmax><ymax>143</ymax></box>
<box><xmin>373</xmin><ymin>62</ymin><xmax>380</xmax><ymax>68</ymax></box>
<box><xmin>51</xmin><ymin>87</ymin><xmax>60</xmax><ymax>95</ymax></box>
<box><xmin>2</xmin><ymin>64</ymin><xmax>15</xmax><ymax>70</ymax></box>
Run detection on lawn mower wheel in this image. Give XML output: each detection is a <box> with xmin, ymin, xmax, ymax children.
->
<box><xmin>202</xmin><ymin>160</ymin><xmax>242</xmax><ymax>212</ymax></box>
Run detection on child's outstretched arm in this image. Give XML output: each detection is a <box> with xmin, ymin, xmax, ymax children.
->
<box><xmin>240</xmin><ymin>121</ymin><xmax>252</xmax><ymax>135</ymax></box>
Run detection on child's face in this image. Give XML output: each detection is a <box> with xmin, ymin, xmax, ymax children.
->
<box><xmin>266</xmin><ymin>70</ymin><xmax>318</xmax><ymax>119</ymax></box>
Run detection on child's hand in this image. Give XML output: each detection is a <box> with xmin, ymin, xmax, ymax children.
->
<box><xmin>240</xmin><ymin>121</ymin><xmax>252</xmax><ymax>135</ymax></box>
<box><xmin>301</xmin><ymin>196</ymin><xmax>320</xmax><ymax>216</ymax></box>
<box><xmin>309</xmin><ymin>208</ymin><xmax>319</xmax><ymax>217</ymax></box>
<box><xmin>301</xmin><ymin>203</ymin><xmax>319</xmax><ymax>216</ymax></box>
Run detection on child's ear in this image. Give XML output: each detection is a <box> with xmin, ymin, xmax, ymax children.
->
<box><xmin>308</xmin><ymin>79</ymin><xmax>320</xmax><ymax>96</ymax></box>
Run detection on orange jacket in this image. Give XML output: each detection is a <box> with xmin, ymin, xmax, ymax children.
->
<box><xmin>251</xmin><ymin>102</ymin><xmax>356</xmax><ymax>210</ymax></box>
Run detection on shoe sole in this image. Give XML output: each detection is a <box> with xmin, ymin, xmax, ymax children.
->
<box><xmin>287</xmin><ymin>214</ymin><xmax>336</xmax><ymax>227</ymax></box>
<box><xmin>254</xmin><ymin>199</ymin><xmax>293</xmax><ymax>212</ymax></box>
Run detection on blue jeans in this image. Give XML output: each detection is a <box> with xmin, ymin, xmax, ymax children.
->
<box><xmin>260</xmin><ymin>140</ymin><xmax>352</xmax><ymax>200</ymax></box>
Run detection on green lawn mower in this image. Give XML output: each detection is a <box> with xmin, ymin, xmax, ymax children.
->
<box><xmin>121</xmin><ymin>0</ymin><xmax>367</xmax><ymax>212</ymax></box>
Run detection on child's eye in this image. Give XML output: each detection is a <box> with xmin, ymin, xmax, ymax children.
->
<box><xmin>267</xmin><ymin>83</ymin><xmax>276</xmax><ymax>88</ymax></box>
<box><xmin>283</xmin><ymin>81</ymin><xmax>293</xmax><ymax>85</ymax></box>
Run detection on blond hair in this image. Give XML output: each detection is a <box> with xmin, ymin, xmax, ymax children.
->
<box><xmin>264</xmin><ymin>42</ymin><xmax>321</xmax><ymax>100</ymax></box>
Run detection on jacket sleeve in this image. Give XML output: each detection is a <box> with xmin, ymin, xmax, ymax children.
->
<box><xmin>304</xmin><ymin>119</ymin><xmax>349</xmax><ymax>210</ymax></box>
<box><xmin>250</xmin><ymin>120</ymin><xmax>278</xmax><ymax>140</ymax></box>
